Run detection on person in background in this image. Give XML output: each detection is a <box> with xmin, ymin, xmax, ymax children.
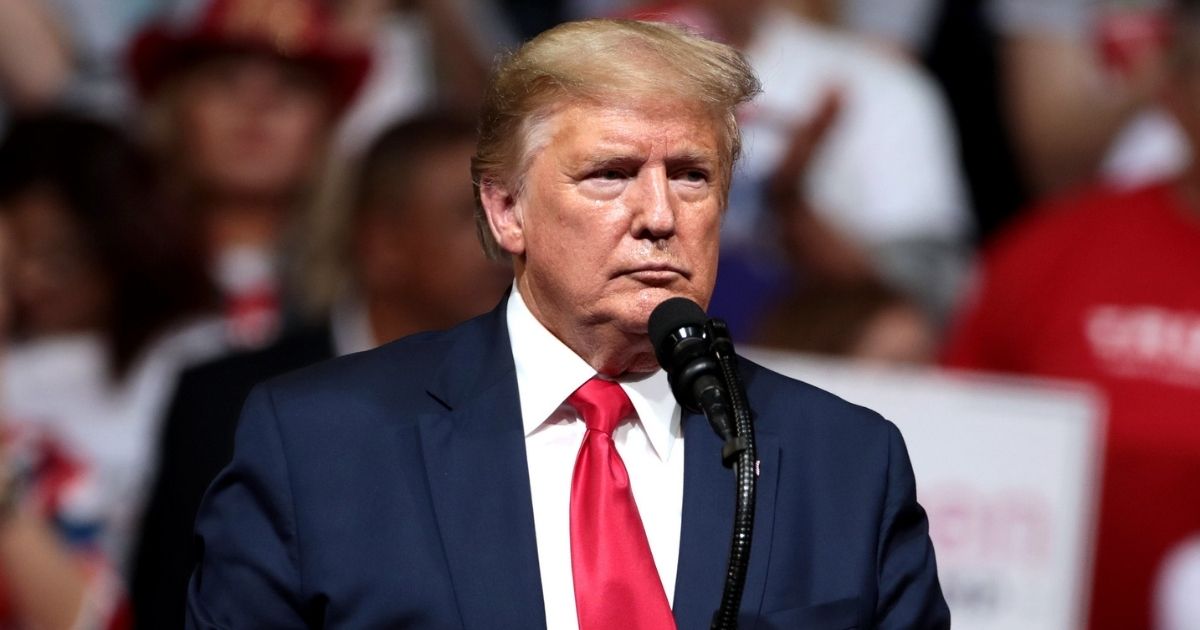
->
<box><xmin>129</xmin><ymin>111</ymin><xmax>510</xmax><ymax>629</ymax></box>
<box><xmin>126</xmin><ymin>0</ymin><xmax>371</xmax><ymax>349</ymax></box>
<box><xmin>748</xmin><ymin>84</ymin><xmax>937</xmax><ymax>364</ymax></box>
<box><xmin>994</xmin><ymin>0</ymin><xmax>1187</xmax><ymax>195</ymax></box>
<box><xmin>0</xmin><ymin>0</ymin><xmax>164</xmax><ymax>133</ymax></box>
<box><xmin>0</xmin><ymin>0</ymin><xmax>72</xmax><ymax>114</ymax></box>
<box><xmin>801</xmin><ymin>0</ymin><xmax>944</xmax><ymax>57</ymax></box>
<box><xmin>0</xmin><ymin>410</ymin><xmax>132</xmax><ymax>630</ymax></box>
<box><xmin>331</xmin><ymin>0</ymin><xmax>511</xmax><ymax>154</ymax></box>
<box><xmin>943</xmin><ymin>2</ymin><xmax>1200</xmax><ymax>627</ymax></box>
<box><xmin>0</xmin><ymin>213</ymin><xmax>122</xmax><ymax>630</ymax></box>
<box><xmin>292</xmin><ymin>112</ymin><xmax>513</xmax><ymax>343</ymax></box>
<box><xmin>755</xmin><ymin>280</ymin><xmax>936</xmax><ymax>364</ymax></box>
<box><xmin>0</xmin><ymin>113</ymin><xmax>220</xmax><ymax>629</ymax></box>
<box><xmin>921</xmin><ymin>0</ymin><xmax>1030</xmax><ymax>242</ymax></box>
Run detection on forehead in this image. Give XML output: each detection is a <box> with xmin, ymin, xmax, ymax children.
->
<box><xmin>365</xmin><ymin>140</ymin><xmax>475</xmax><ymax>208</ymax></box>
<box><xmin>183</xmin><ymin>51</ymin><xmax>327</xmax><ymax>91</ymax></box>
<box><xmin>541</xmin><ymin>99</ymin><xmax>724</xmax><ymax>159</ymax></box>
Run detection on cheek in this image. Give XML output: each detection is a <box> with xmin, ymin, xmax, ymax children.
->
<box><xmin>542</xmin><ymin>208</ymin><xmax>624</xmax><ymax>270</ymax></box>
<box><xmin>183</xmin><ymin>88</ymin><xmax>235</xmax><ymax>133</ymax></box>
<box><xmin>179</xmin><ymin>103</ymin><xmax>216</xmax><ymax>151</ymax></box>
<box><xmin>21</xmin><ymin>266</ymin><xmax>110</xmax><ymax>331</ymax></box>
<box><xmin>682</xmin><ymin>204</ymin><xmax>723</xmax><ymax>249</ymax></box>
<box><xmin>519</xmin><ymin>184</ymin><xmax>629</xmax><ymax>283</ymax></box>
<box><xmin>179</xmin><ymin>99</ymin><xmax>237</xmax><ymax>172</ymax></box>
<box><xmin>521</xmin><ymin>225</ymin><xmax>591</xmax><ymax>300</ymax></box>
<box><xmin>275</xmin><ymin>102</ymin><xmax>326</xmax><ymax>148</ymax></box>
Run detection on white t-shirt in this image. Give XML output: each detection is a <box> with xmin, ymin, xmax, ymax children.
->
<box><xmin>1</xmin><ymin>318</ymin><xmax>226</xmax><ymax>575</ymax></box>
<box><xmin>730</xmin><ymin>7</ymin><xmax>971</xmax><ymax>250</ymax></box>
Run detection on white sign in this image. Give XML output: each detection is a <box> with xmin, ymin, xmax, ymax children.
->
<box><xmin>744</xmin><ymin>349</ymin><xmax>1104</xmax><ymax>630</ymax></box>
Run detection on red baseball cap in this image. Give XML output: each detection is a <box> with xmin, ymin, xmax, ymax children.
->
<box><xmin>128</xmin><ymin>0</ymin><xmax>372</xmax><ymax>112</ymax></box>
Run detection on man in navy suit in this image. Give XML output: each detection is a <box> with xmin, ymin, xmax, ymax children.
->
<box><xmin>186</xmin><ymin>18</ymin><xmax>949</xmax><ymax>629</ymax></box>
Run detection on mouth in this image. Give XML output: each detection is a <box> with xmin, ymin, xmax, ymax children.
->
<box><xmin>618</xmin><ymin>264</ymin><xmax>689</xmax><ymax>285</ymax></box>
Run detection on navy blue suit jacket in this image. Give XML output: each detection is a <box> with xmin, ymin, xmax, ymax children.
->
<box><xmin>186</xmin><ymin>302</ymin><xmax>949</xmax><ymax>629</ymax></box>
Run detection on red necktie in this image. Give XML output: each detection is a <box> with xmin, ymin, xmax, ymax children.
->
<box><xmin>568</xmin><ymin>378</ymin><xmax>676</xmax><ymax>630</ymax></box>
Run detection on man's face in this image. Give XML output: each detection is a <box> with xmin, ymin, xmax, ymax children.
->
<box><xmin>355</xmin><ymin>140</ymin><xmax>511</xmax><ymax>332</ymax></box>
<box><xmin>494</xmin><ymin>99</ymin><xmax>725</xmax><ymax>353</ymax></box>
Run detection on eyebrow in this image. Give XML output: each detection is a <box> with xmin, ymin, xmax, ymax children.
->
<box><xmin>663</xmin><ymin>152</ymin><xmax>717</xmax><ymax>168</ymax></box>
<box><xmin>577</xmin><ymin>150</ymin><xmax>717</xmax><ymax>170</ymax></box>
<box><xmin>577</xmin><ymin>155</ymin><xmax>644</xmax><ymax>171</ymax></box>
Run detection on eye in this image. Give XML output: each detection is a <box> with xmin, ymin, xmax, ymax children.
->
<box><xmin>577</xmin><ymin>166</ymin><xmax>631</xmax><ymax>199</ymax></box>
<box><xmin>592</xmin><ymin>169</ymin><xmax>627</xmax><ymax>181</ymax></box>
<box><xmin>674</xmin><ymin>168</ymin><xmax>709</xmax><ymax>184</ymax></box>
<box><xmin>280</xmin><ymin>65</ymin><xmax>321</xmax><ymax>92</ymax></box>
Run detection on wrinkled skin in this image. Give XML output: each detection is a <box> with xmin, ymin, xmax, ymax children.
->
<box><xmin>481</xmin><ymin>99</ymin><xmax>726</xmax><ymax>375</ymax></box>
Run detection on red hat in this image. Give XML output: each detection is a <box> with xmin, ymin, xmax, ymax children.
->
<box><xmin>128</xmin><ymin>0</ymin><xmax>372</xmax><ymax>112</ymax></box>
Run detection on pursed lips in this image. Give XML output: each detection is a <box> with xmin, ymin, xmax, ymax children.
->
<box><xmin>615</xmin><ymin>263</ymin><xmax>690</xmax><ymax>282</ymax></box>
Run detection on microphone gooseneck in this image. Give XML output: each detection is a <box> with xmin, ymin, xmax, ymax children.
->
<box><xmin>648</xmin><ymin>297</ymin><xmax>758</xmax><ymax>630</ymax></box>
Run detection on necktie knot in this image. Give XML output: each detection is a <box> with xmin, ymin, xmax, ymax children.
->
<box><xmin>568</xmin><ymin>377</ymin><xmax>633</xmax><ymax>435</ymax></box>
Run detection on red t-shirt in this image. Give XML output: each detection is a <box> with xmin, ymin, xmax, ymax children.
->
<box><xmin>944</xmin><ymin>180</ymin><xmax>1200</xmax><ymax>630</ymax></box>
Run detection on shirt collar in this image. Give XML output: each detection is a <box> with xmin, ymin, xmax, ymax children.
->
<box><xmin>506</xmin><ymin>283</ymin><xmax>681</xmax><ymax>461</ymax></box>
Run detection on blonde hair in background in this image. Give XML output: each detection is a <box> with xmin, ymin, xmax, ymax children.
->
<box><xmin>138</xmin><ymin>71</ymin><xmax>332</xmax><ymax>211</ymax></box>
<box><xmin>470</xmin><ymin>18</ymin><xmax>762</xmax><ymax>260</ymax></box>
<box><xmin>289</xmin><ymin>151</ymin><xmax>358</xmax><ymax>320</ymax></box>
<box><xmin>139</xmin><ymin>81</ymin><xmax>188</xmax><ymax>191</ymax></box>
<box><xmin>138</xmin><ymin>72</ymin><xmax>338</xmax><ymax>321</ymax></box>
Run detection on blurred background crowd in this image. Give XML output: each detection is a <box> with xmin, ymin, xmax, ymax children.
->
<box><xmin>0</xmin><ymin>0</ymin><xmax>1196</xmax><ymax>627</ymax></box>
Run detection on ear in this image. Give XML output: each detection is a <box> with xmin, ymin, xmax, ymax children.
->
<box><xmin>479</xmin><ymin>179</ymin><xmax>526</xmax><ymax>256</ymax></box>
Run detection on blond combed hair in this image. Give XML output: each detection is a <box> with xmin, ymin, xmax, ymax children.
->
<box><xmin>470</xmin><ymin>18</ymin><xmax>762</xmax><ymax>259</ymax></box>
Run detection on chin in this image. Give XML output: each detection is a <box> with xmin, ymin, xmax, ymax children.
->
<box><xmin>612</xmin><ymin>289</ymin><xmax>691</xmax><ymax>333</ymax></box>
<box><xmin>626</xmin><ymin>354</ymin><xmax>663</xmax><ymax>375</ymax></box>
<box><xmin>636</xmin><ymin>285</ymin><xmax>709</xmax><ymax>312</ymax></box>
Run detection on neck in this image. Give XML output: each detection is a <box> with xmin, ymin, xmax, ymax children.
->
<box><xmin>365</xmin><ymin>294</ymin><xmax>437</xmax><ymax>346</ymax></box>
<box><xmin>593</xmin><ymin>334</ymin><xmax>660</xmax><ymax>377</ymax></box>
<box><xmin>205</xmin><ymin>199</ymin><xmax>289</xmax><ymax>254</ymax></box>
<box><xmin>515</xmin><ymin>277</ymin><xmax>658</xmax><ymax>377</ymax></box>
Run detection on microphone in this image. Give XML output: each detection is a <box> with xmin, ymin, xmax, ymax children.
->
<box><xmin>648</xmin><ymin>297</ymin><xmax>735</xmax><ymax>443</ymax></box>
<box><xmin>651</xmin><ymin>298</ymin><xmax>757</xmax><ymax>630</ymax></box>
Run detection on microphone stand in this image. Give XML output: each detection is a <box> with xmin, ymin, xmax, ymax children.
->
<box><xmin>704</xmin><ymin>319</ymin><xmax>757</xmax><ymax>630</ymax></box>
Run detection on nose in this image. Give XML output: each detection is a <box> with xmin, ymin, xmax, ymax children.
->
<box><xmin>629</xmin><ymin>166</ymin><xmax>676</xmax><ymax>240</ymax></box>
<box><xmin>231</xmin><ymin>61</ymin><xmax>290</xmax><ymax>111</ymax></box>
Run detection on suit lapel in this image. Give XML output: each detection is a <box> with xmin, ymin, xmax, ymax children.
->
<box><xmin>417</xmin><ymin>301</ymin><xmax>547</xmax><ymax>630</ymax></box>
<box><xmin>674</xmin><ymin>411</ymin><xmax>780</xmax><ymax>630</ymax></box>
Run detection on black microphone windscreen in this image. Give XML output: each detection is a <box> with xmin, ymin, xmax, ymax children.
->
<box><xmin>648</xmin><ymin>297</ymin><xmax>707</xmax><ymax>368</ymax></box>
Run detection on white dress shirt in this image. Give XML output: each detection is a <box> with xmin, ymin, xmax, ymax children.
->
<box><xmin>507</xmin><ymin>285</ymin><xmax>684</xmax><ymax>630</ymax></box>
